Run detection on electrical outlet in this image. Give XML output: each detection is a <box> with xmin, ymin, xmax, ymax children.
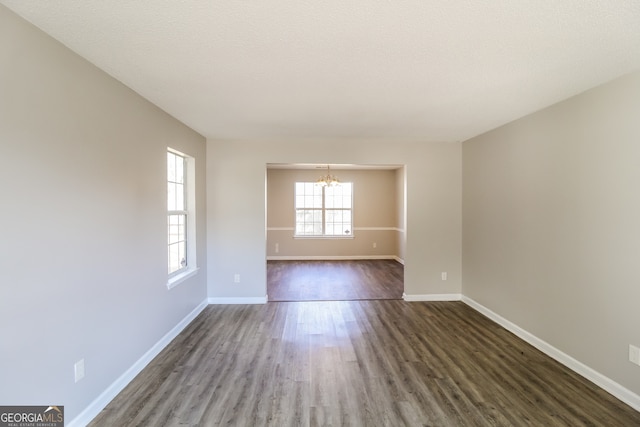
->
<box><xmin>234</xmin><ymin>274</ymin><xmax>240</xmax><ymax>283</ymax></box>
<box><xmin>441</xmin><ymin>272</ymin><xmax>448</xmax><ymax>281</ymax></box>
<box><xmin>373</xmin><ymin>242</ymin><xmax>377</xmax><ymax>248</ymax></box>
<box><xmin>630</xmin><ymin>345</ymin><xmax>640</xmax><ymax>366</ymax></box>
<box><xmin>74</xmin><ymin>359</ymin><xmax>85</xmax><ymax>383</ymax></box>
<box><xmin>275</xmin><ymin>243</ymin><xmax>279</xmax><ymax>253</ymax></box>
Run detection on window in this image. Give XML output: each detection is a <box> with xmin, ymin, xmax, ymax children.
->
<box><xmin>295</xmin><ymin>182</ymin><xmax>353</xmax><ymax>237</ymax></box>
<box><xmin>168</xmin><ymin>151</ymin><xmax>187</xmax><ymax>275</ymax></box>
<box><xmin>167</xmin><ymin>149</ymin><xmax>197</xmax><ymax>287</ymax></box>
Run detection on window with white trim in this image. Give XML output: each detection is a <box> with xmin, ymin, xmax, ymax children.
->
<box><xmin>168</xmin><ymin>151</ymin><xmax>187</xmax><ymax>275</ymax></box>
<box><xmin>295</xmin><ymin>182</ymin><xmax>353</xmax><ymax>236</ymax></box>
<box><xmin>167</xmin><ymin>149</ymin><xmax>197</xmax><ymax>288</ymax></box>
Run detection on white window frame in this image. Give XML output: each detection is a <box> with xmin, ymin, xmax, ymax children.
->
<box><xmin>294</xmin><ymin>181</ymin><xmax>354</xmax><ymax>238</ymax></box>
<box><xmin>167</xmin><ymin>148</ymin><xmax>198</xmax><ymax>289</ymax></box>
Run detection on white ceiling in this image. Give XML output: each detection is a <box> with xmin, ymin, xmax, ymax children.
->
<box><xmin>3</xmin><ymin>1</ymin><xmax>640</xmax><ymax>142</ymax></box>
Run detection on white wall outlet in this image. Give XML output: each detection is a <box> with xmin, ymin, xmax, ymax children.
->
<box><xmin>275</xmin><ymin>243</ymin><xmax>279</xmax><ymax>253</ymax></box>
<box><xmin>373</xmin><ymin>242</ymin><xmax>377</xmax><ymax>248</ymax></box>
<box><xmin>629</xmin><ymin>344</ymin><xmax>640</xmax><ymax>366</ymax></box>
<box><xmin>441</xmin><ymin>272</ymin><xmax>448</xmax><ymax>281</ymax></box>
<box><xmin>234</xmin><ymin>274</ymin><xmax>240</xmax><ymax>283</ymax></box>
<box><xmin>74</xmin><ymin>359</ymin><xmax>85</xmax><ymax>383</ymax></box>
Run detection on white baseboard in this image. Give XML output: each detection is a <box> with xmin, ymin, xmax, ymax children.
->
<box><xmin>403</xmin><ymin>293</ymin><xmax>462</xmax><ymax>302</ymax></box>
<box><xmin>208</xmin><ymin>296</ymin><xmax>268</xmax><ymax>304</ymax></box>
<box><xmin>462</xmin><ymin>296</ymin><xmax>640</xmax><ymax>413</ymax></box>
<box><xmin>67</xmin><ymin>299</ymin><xmax>209</xmax><ymax>427</ymax></box>
<box><xmin>267</xmin><ymin>255</ymin><xmax>401</xmax><ymax>261</ymax></box>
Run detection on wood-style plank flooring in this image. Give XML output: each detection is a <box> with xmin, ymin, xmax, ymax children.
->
<box><xmin>267</xmin><ymin>260</ymin><xmax>404</xmax><ymax>301</ymax></box>
<box><xmin>89</xmin><ymin>301</ymin><xmax>640</xmax><ymax>426</ymax></box>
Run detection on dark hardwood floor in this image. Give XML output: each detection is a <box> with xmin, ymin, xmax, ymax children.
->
<box><xmin>267</xmin><ymin>260</ymin><xmax>404</xmax><ymax>301</ymax></box>
<box><xmin>90</xmin><ymin>300</ymin><xmax>640</xmax><ymax>426</ymax></box>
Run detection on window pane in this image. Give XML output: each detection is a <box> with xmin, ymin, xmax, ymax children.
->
<box><xmin>325</xmin><ymin>209</ymin><xmax>352</xmax><ymax>236</ymax></box>
<box><xmin>168</xmin><ymin>152</ymin><xmax>186</xmax><ymax>211</ymax></box>
<box><xmin>304</xmin><ymin>195</ymin><xmax>313</xmax><ymax>207</ymax></box>
<box><xmin>326</xmin><ymin>183</ymin><xmax>352</xmax><ymax>209</ymax></box>
<box><xmin>168</xmin><ymin>241</ymin><xmax>186</xmax><ymax>274</ymax></box>
<box><xmin>343</xmin><ymin>195</ymin><xmax>352</xmax><ymax>208</ymax></box>
<box><xmin>169</xmin><ymin>244</ymin><xmax>178</xmax><ymax>273</ymax></box>
<box><xmin>295</xmin><ymin>209</ymin><xmax>322</xmax><ymax>235</ymax></box>
<box><xmin>326</xmin><ymin>192</ymin><xmax>334</xmax><ymax>208</ymax></box>
<box><xmin>178</xmin><ymin>240</ymin><xmax>186</xmax><ymax>268</ymax></box>
<box><xmin>176</xmin><ymin>183</ymin><xmax>185</xmax><ymax>210</ymax></box>
<box><xmin>168</xmin><ymin>183</ymin><xmax>176</xmax><ymax>210</ymax></box>
<box><xmin>169</xmin><ymin>225</ymin><xmax>179</xmax><ymax>244</ymax></box>
<box><xmin>168</xmin><ymin>214</ymin><xmax>186</xmax><ymax>244</ymax></box>
<box><xmin>305</xmin><ymin>182</ymin><xmax>314</xmax><ymax>194</ymax></box>
<box><xmin>175</xmin><ymin>156</ymin><xmax>184</xmax><ymax>184</ymax></box>
<box><xmin>295</xmin><ymin>181</ymin><xmax>322</xmax><ymax>208</ymax></box>
<box><xmin>167</xmin><ymin>152</ymin><xmax>176</xmax><ymax>182</ymax></box>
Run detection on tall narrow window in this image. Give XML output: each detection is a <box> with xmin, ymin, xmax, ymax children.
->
<box><xmin>168</xmin><ymin>151</ymin><xmax>187</xmax><ymax>275</ymax></box>
<box><xmin>295</xmin><ymin>182</ymin><xmax>353</xmax><ymax>236</ymax></box>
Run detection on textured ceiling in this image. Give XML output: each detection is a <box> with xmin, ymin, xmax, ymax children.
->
<box><xmin>2</xmin><ymin>1</ymin><xmax>640</xmax><ymax>142</ymax></box>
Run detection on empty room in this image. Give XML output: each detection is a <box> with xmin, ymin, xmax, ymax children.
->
<box><xmin>1</xmin><ymin>1</ymin><xmax>640</xmax><ymax>426</ymax></box>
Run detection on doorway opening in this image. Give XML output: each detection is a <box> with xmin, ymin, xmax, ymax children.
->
<box><xmin>265</xmin><ymin>163</ymin><xmax>406</xmax><ymax>302</ymax></box>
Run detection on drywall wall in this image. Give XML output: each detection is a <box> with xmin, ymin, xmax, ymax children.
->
<box><xmin>0</xmin><ymin>5</ymin><xmax>207</xmax><ymax>422</ymax></box>
<box><xmin>395</xmin><ymin>167</ymin><xmax>407</xmax><ymax>262</ymax></box>
<box><xmin>207</xmin><ymin>139</ymin><xmax>461</xmax><ymax>301</ymax></box>
<box><xmin>463</xmin><ymin>72</ymin><xmax>640</xmax><ymax>397</ymax></box>
<box><xmin>266</xmin><ymin>168</ymin><xmax>401</xmax><ymax>259</ymax></box>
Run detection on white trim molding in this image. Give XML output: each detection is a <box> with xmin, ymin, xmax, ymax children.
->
<box><xmin>462</xmin><ymin>296</ymin><xmax>640</xmax><ymax>413</ymax></box>
<box><xmin>167</xmin><ymin>267</ymin><xmax>200</xmax><ymax>290</ymax></box>
<box><xmin>352</xmin><ymin>227</ymin><xmax>397</xmax><ymax>231</ymax></box>
<box><xmin>403</xmin><ymin>293</ymin><xmax>462</xmax><ymax>302</ymax></box>
<box><xmin>208</xmin><ymin>296</ymin><xmax>268</xmax><ymax>304</ymax></box>
<box><xmin>67</xmin><ymin>299</ymin><xmax>209</xmax><ymax>427</ymax></box>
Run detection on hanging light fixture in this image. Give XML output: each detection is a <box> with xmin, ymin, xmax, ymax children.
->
<box><xmin>316</xmin><ymin>165</ymin><xmax>340</xmax><ymax>187</ymax></box>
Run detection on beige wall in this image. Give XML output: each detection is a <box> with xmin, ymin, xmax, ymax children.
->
<box><xmin>266</xmin><ymin>168</ymin><xmax>402</xmax><ymax>259</ymax></box>
<box><xmin>0</xmin><ymin>5</ymin><xmax>207</xmax><ymax>421</ymax></box>
<box><xmin>463</xmin><ymin>72</ymin><xmax>640</xmax><ymax>396</ymax></box>
<box><xmin>207</xmin><ymin>139</ymin><xmax>462</xmax><ymax>300</ymax></box>
<box><xmin>395</xmin><ymin>167</ymin><xmax>407</xmax><ymax>261</ymax></box>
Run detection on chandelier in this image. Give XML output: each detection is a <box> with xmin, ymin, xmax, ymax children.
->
<box><xmin>316</xmin><ymin>165</ymin><xmax>340</xmax><ymax>187</ymax></box>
